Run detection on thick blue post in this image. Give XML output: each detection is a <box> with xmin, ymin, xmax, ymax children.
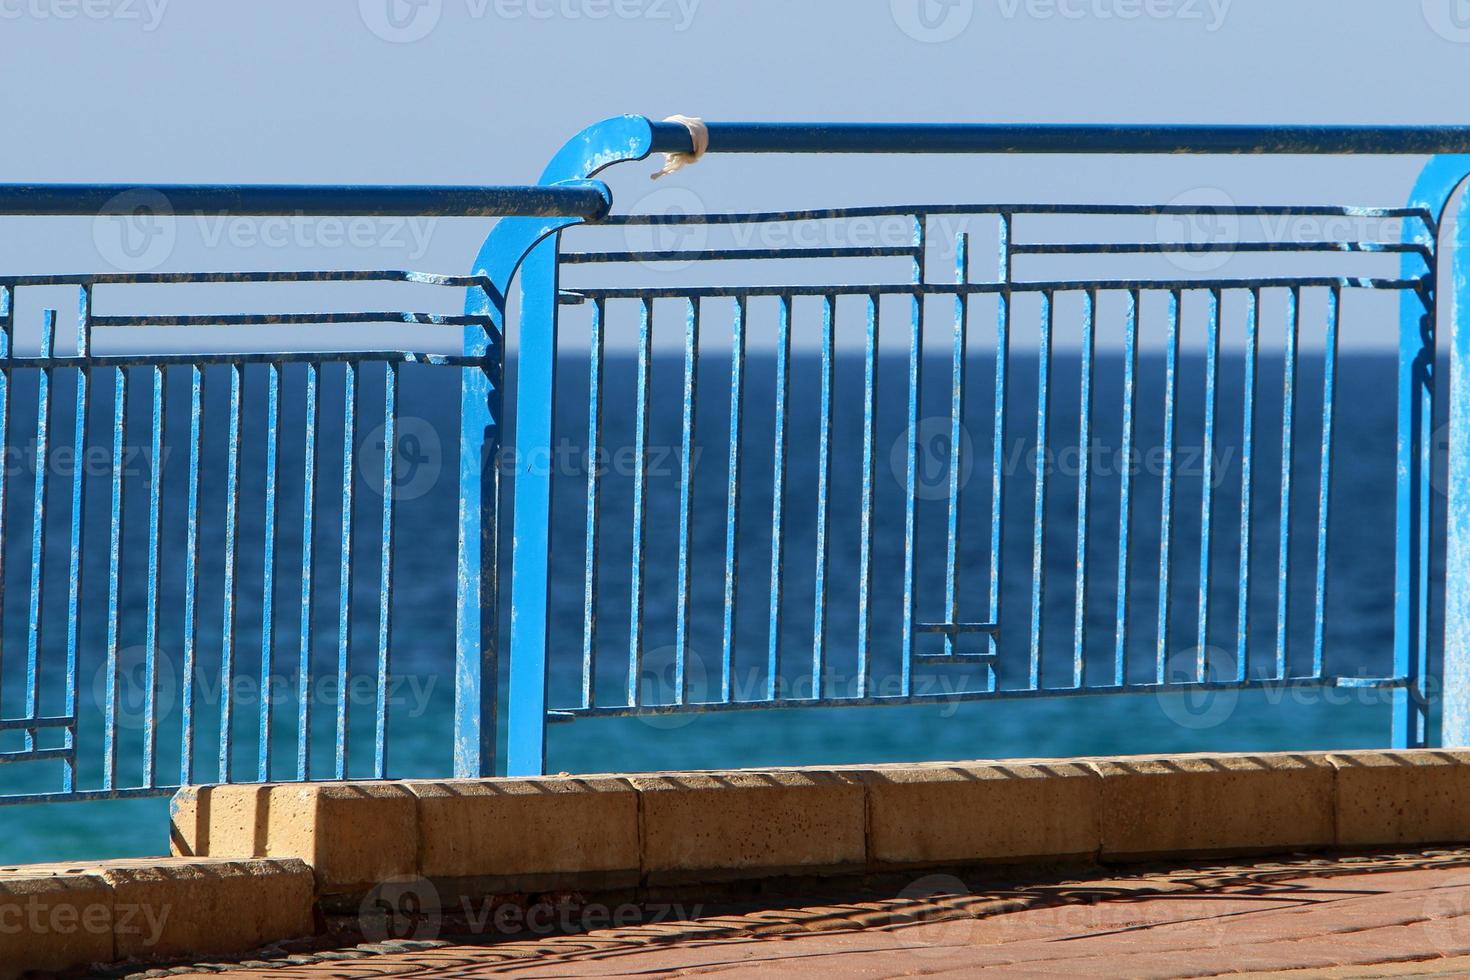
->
<box><xmin>455</xmin><ymin>118</ymin><xmax>640</xmax><ymax>777</ymax></box>
<box><xmin>1439</xmin><ymin>163</ymin><xmax>1470</xmax><ymax>747</ymax></box>
<box><xmin>1401</xmin><ymin>157</ymin><xmax>1470</xmax><ymax>748</ymax></box>
<box><xmin>503</xmin><ymin>240</ymin><xmax>559</xmax><ymax>775</ymax></box>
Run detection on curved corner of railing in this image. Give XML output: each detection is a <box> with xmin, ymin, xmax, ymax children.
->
<box><xmin>465</xmin><ymin>116</ymin><xmax>664</xmax><ymax>303</ymax></box>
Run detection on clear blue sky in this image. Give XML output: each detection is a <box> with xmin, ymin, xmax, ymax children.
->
<box><xmin>0</xmin><ymin>1</ymin><xmax>1461</xmax><ymax>351</ymax></box>
<box><xmin>2</xmin><ymin>2</ymin><xmax>1463</xmax><ymax>183</ymax></box>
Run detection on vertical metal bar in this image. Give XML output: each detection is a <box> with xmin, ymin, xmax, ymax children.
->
<box><xmin>1412</xmin><ymin>297</ymin><xmax>1434</xmax><ymax>743</ymax></box>
<box><xmin>1113</xmin><ymin>289</ymin><xmax>1139</xmax><ymax>687</ymax></box>
<box><xmin>1072</xmin><ymin>290</ymin><xmax>1096</xmax><ymax>688</ymax></box>
<box><xmin>1312</xmin><ymin>286</ymin><xmax>1341</xmax><ymax>679</ymax></box>
<box><xmin>296</xmin><ymin>362</ymin><xmax>319</xmax><ymax>780</ymax></box>
<box><xmin>988</xmin><ymin>217</ymin><xmax>1012</xmax><ymax>656</ymax></box>
<box><xmin>0</xmin><ymin>290</ymin><xmax>10</xmax><ymax>734</ymax></box>
<box><xmin>219</xmin><ymin>363</ymin><xmax>243</xmax><ymax>784</ymax></box>
<box><xmin>720</xmin><ymin>296</ymin><xmax>747</xmax><ymax>704</ymax></box>
<box><xmin>25</xmin><ymin>311</ymin><xmax>55</xmax><ymax>748</ymax></box>
<box><xmin>1156</xmin><ymin>289</ymin><xmax>1181</xmax><ymax>682</ymax></box>
<box><xmin>1029</xmin><ymin>291</ymin><xmax>1054</xmax><ymax>689</ymax></box>
<box><xmin>62</xmin><ymin>288</ymin><xmax>90</xmax><ymax>793</ymax></box>
<box><xmin>855</xmin><ymin>294</ymin><xmax>880</xmax><ymax>698</ymax></box>
<box><xmin>811</xmin><ymin>294</ymin><xmax>835</xmax><ymax>696</ymax></box>
<box><xmin>334</xmin><ymin>362</ymin><xmax>356</xmax><ymax>779</ymax></box>
<box><xmin>943</xmin><ymin>236</ymin><xmax>969</xmax><ymax>657</ymax></box>
<box><xmin>454</xmin><ymin>280</ymin><xmax>500</xmax><ymax>778</ymax></box>
<box><xmin>1396</xmin><ymin>206</ymin><xmax>1436</xmax><ymax>749</ymax></box>
<box><xmin>180</xmin><ymin>363</ymin><xmax>202</xmax><ymax>787</ymax></box>
<box><xmin>675</xmin><ymin>298</ymin><xmax>700</xmax><ymax>704</ymax></box>
<box><xmin>141</xmin><ymin>361</ymin><xmax>165</xmax><ymax>787</ymax></box>
<box><xmin>257</xmin><ymin>362</ymin><xmax>280</xmax><ymax>782</ymax></box>
<box><xmin>103</xmin><ymin>363</ymin><xmax>127</xmax><ymax>789</ymax></box>
<box><xmin>581</xmin><ymin>299</ymin><xmax>605</xmax><ymax>710</ymax></box>
<box><xmin>1197</xmin><ymin>289</ymin><xmax>1221</xmax><ymax>681</ymax></box>
<box><xmin>901</xmin><ymin>217</ymin><xmax>925</xmax><ymax>694</ymax></box>
<box><xmin>373</xmin><ymin>362</ymin><xmax>396</xmax><ymax>778</ymax></box>
<box><xmin>628</xmin><ymin>299</ymin><xmax>652</xmax><ymax>706</ymax></box>
<box><xmin>1275</xmin><ymin>288</ymin><xmax>1299</xmax><ymax>680</ymax></box>
<box><xmin>767</xmin><ymin>294</ymin><xmax>792</xmax><ymax>701</ymax></box>
<box><xmin>1411</xmin><ymin>302</ymin><xmax>1435</xmax><ymax>746</ymax></box>
<box><xmin>1235</xmin><ymin>288</ymin><xmax>1260</xmax><ymax>681</ymax></box>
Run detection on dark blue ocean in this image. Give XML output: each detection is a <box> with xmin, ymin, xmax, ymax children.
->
<box><xmin>0</xmin><ymin>343</ymin><xmax>1423</xmax><ymax>863</ymax></box>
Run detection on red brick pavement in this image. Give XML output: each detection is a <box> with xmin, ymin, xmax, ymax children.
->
<box><xmin>125</xmin><ymin>849</ymin><xmax>1470</xmax><ymax>979</ymax></box>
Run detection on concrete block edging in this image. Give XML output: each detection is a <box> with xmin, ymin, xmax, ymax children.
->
<box><xmin>168</xmin><ymin>749</ymin><xmax>1470</xmax><ymax>897</ymax></box>
<box><xmin>0</xmin><ymin>857</ymin><xmax>314</xmax><ymax>980</ymax></box>
<box><xmin>10</xmin><ymin>749</ymin><xmax>1470</xmax><ymax>978</ymax></box>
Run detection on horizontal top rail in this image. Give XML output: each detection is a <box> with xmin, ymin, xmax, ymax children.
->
<box><xmin>0</xmin><ymin>269</ymin><xmax>490</xmax><ymax>287</ymax></box>
<box><xmin>598</xmin><ymin>203</ymin><xmax>1434</xmax><ymax>223</ymax></box>
<box><xmin>647</xmin><ymin>121</ymin><xmax>1470</xmax><ymax>156</ymax></box>
<box><xmin>0</xmin><ymin>182</ymin><xmax>612</xmax><ymax>218</ymax></box>
<box><xmin>561</xmin><ymin>275</ymin><xmax>1427</xmax><ymax>300</ymax></box>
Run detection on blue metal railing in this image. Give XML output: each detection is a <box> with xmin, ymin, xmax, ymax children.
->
<box><xmin>0</xmin><ymin>182</ymin><xmax>603</xmax><ymax>804</ymax></box>
<box><xmin>541</xmin><ymin>211</ymin><xmax>1420</xmax><ymax>707</ymax></box>
<box><xmin>471</xmin><ymin>118</ymin><xmax>1470</xmax><ymax>777</ymax></box>
<box><xmin>5</xmin><ymin>119</ymin><xmax>1470</xmax><ymax>805</ymax></box>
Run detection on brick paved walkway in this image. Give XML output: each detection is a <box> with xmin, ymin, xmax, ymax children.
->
<box><xmin>119</xmin><ymin>848</ymin><xmax>1470</xmax><ymax>978</ymax></box>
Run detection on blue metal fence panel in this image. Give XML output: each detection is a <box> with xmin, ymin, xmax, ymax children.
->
<box><xmin>0</xmin><ymin>182</ymin><xmax>600</xmax><ymax>803</ymax></box>
<box><xmin>481</xmin><ymin>118</ymin><xmax>1470</xmax><ymax>775</ymax></box>
<box><xmin>539</xmin><ymin>205</ymin><xmax>1428</xmax><ymax>745</ymax></box>
<box><xmin>2</xmin><ymin>121</ymin><xmax>1469</xmax><ymax>802</ymax></box>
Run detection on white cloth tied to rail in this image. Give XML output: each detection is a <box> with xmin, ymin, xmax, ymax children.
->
<box><xmin>651</xmin><ymin>115</ymin><xmax>709</xmax><ymax>180</ymax></box>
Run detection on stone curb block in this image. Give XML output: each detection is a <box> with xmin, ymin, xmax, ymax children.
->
<box><xmin>0</xmin><ymin>857</ymin><xmax>312</xmax><ymax>980</ymax></box>
<box><xmin>630</xmin><ymin>771</ymin><xmax>867</xmax><ymax>883</ymax></box>
<box><xmin>270</xmin><ymin>784</ymin><xmax>420</xmax><ymax>895</ymax></box>
<box><xmin>863</xmin><ymin>761</ymin><xmax>1102</xmax><ymax>867</ymax></box>
<box><xmin>170</xmin><ymin>784</ymin><xmax>273</xmax><ymax>859</ymax></box>
<box><xmin>1329</xmin><ymin>750</ymin><xmax>1470</xmax><ymax>846</ymax></box>
<box><xmin>0</xmin><ymin>871</ymin><xmax>112</xmax><ymax>980</ymax></box>
<box><xmin>1091</xmin><ymin>752</ymin><xmax>1338</xmax><ymax>859</ymax></box>
<box><xmin>407</xmin><ymin>777</ymin><xmax>639</xmax><ymax>887</ymax></box>
<box><xmin>100</xmin><ymin>858</ymin><xmax>315</xmax><ymax>960</ymax></box>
